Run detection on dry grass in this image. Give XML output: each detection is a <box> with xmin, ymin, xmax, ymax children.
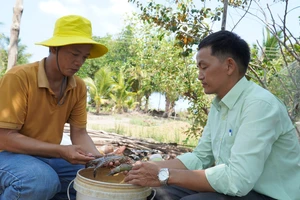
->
<box><xmin>86</xmin><ymin>112</ymin><xmax>198</xmax><ymax>148</ymax></box>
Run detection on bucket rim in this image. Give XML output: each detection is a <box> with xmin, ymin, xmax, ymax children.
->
<box><xmin>77</xmin><ymin>168</ymin><xmax>143</xmax><ymax>188</ymax></box>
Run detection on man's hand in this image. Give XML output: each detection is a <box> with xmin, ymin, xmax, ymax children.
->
<box><xmin>105</xmin><ymin>145</ymin><xmax>127</xmax><ymax>166</ymax></box>
<box><xmin>124</xmin><ymin>161</ymin><xmax>161</xmax><ymax>187</ymax></box>
<box><xmin>85</xmin><ymin>146</ymin><xmax>128</xmax><ymax>168</ymax></box>
<box><xmin>59</xmin><ymin>145</ymin><xmax>95</xmax><ymax>165</ymax></box>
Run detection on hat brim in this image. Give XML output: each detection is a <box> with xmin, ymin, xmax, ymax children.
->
<box><xmin>35</xmin><ymin>36</ymin><xmax>108</xmax><ymax>58</ymax></box>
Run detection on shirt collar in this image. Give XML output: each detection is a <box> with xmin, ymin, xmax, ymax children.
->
<box><xmin>212</xmin><ymin>76</ymin><xmax>250</xmax><ymax>110</ymax></box>
<box><xmin>38</xmin><ymin>58</ymin><xmax>76</xmax><ymax>88</ymax></box>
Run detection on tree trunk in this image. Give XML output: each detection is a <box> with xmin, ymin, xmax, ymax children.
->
<box><xmin>170</xmin><ymin>100</ymin><xmax>175</xmax><ymax>117</ymax></box>
<box><xmin>163</xmin><ymin>94</ymin><xmax>171</xmax><ymax>118</ymax></box>
<box><xmin>143</xmin><ymin>92</ymin><xmax>151</xmax><ymax>113</ymax></box>
<box><xmin>221</xmin><ymin>0</ymin><xmax>228</xmax><ymax>31</ymax></box>
<box><xmin>6</xmin><ymin>0</ymin><xmax>23</xmax><ymax>72</ymax></box>
<box><xmin>96</xmin><ymin>103</ymin><xmax>100</xmax><ymax>114</ymax></box>
<box><xmin>135</xmin><ymin>94</ymin><xmax>142</xmax><ymax>111</ymax></box>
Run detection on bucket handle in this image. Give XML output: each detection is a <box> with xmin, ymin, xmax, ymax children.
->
<box><xmin>67</xmin><ymin>179</ymin><xmax>75</xmax><ymax>200</ymax></box>
<box><xmin>149</xmin><ymin>188</ymin><xmax>157</xmax><ymax>200</ymax></box>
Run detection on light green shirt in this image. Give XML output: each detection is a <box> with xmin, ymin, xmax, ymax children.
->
<box><xmin>177</xmin><ymin>77</ymin><xmax>300</xmax><ymax>200</ymax></box>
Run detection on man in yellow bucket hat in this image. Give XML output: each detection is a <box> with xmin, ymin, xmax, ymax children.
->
<box><xmin>0</xmin><ymin>15</ymin><xmax>108</xmax><ymax>200</ymax></box>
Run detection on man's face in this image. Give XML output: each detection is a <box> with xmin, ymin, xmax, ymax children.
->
<box><xmin>57</xmin><ymin>44</ymin><xmax>92</xmax><ymax>76</ymax></box>
<box><xmin>196</xmin><ymin>47</ymin><xmax>230</xmax><ymax>99</ymax></box>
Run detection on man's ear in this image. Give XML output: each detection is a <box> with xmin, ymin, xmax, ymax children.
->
<box><xmin>49</xmin><ymin>47</ymin><xmax>58</xmax><ymax>54</ymax></box>
<box><xmin>226</xmin><ymin>58</ymin><xmax>237</xmax><ymax>75</ymax></box>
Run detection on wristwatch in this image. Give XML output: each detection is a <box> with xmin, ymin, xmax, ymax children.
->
<box><xmin>157</xmin><ymin>168</ymin><xmax>169</xmax><ymax>186</ymax></box>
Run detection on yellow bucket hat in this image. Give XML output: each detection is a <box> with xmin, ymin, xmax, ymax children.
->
<box><xmin>35</xmin><ymin>15</ymin><xmax>108</xmax><ymax>58</ymax></box>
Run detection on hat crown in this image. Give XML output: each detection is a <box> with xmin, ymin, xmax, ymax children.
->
<box><xmin>36</xmin><ymin>15</ymin><xmax>108</xmax><ymax>58</ymax></box>
<box><xmin>53</xmin><ymin>15</ymin><xmax>92</xmax><ymax>39</ymax></box>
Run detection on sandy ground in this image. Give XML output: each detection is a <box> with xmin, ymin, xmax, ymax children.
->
<box><xmin>61</xmin><ymin>112</ymin><xmax>150</xmax><ymax>145</ymax></box>
<box><xmin>87</xmin><ymin>112</ymin><xmax>133</xmax><ymax>127</ymax></box>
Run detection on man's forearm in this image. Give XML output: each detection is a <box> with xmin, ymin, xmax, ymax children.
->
<box><xmin>70</xmin><ymin>127</ymin><xmax>101</xmax><ymax>156</ymax></box>
<box><xmin>169</xmin><ymin>169</ymin><xmax>215</xmax><ymax>192</ymax></box>
<box><xmin>0</xmin><ymin>128</ymin><xmax>63</xmax><ymax>157</ymax></box>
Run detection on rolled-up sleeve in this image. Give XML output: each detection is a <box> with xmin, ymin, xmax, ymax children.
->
<box><xmin>177</xmin><ymin>122</ymin><xmax>215</xmax><ymax>170</ymax></box>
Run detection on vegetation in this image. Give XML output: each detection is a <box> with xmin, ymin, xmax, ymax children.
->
<box><xmin>83</xmin><ymin>67</ymin><xmax>116</xmax><ymax>114</ymax></box>
<box><xmin>0</xmin><ymin>34</ymin><xmax>31</xmax><ymax>77</ymax></box>
<box><xmin>1</xmin><ymin>0</ymin><xmax>299</xmax><ymax>142</ymax></box>
<box><xmin>127</xmin><ymin>0</ymin><xmax>300</xmax><ymax>137</ymax></box>
<box><xmin>87</xmin><ymin>113</ymin><xmax>198</xmax><ymax>148</ymax></box>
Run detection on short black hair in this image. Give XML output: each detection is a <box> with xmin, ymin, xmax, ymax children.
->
<box><xmin>198</xmin><ymin>30</ymin><xmax>250</xmax><ymax>74</ymax></box>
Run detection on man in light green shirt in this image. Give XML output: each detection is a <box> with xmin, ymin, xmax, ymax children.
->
<box><xmin>125</xmin><ymin>31</ymin><xmax>300</xmax><ymax>200</ymax></box>
<box><xmin>178</xmin><ymin>76</ymin><xmax>300</xmax><ymax>199</ymax></box>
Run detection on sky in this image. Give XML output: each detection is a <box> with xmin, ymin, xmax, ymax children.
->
<box><xmin>0</xmin><ymin>0</ymin><xmax>136</xmax><ymax>62</ymax></box>
<box><xmin>1</xmin><ymin>0</ymin><xmax>299</xmax><ymax>63</ymax></box>
<box><xmin>1</xmin><ymin>0</ymin><xmax>299</xmax><ymax>111</ymax></box>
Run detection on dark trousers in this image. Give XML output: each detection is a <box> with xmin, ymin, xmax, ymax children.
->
<box><xmin>148</xmin><ymin>185</ymin><xmax>275</xmax><ymax>200</ymax></box>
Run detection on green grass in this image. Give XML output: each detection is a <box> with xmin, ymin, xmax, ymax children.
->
<box><xmin>87</xmin><ymin>113</ymin><xmax>198</xmax><ymax>148</ymax></box>
<box><xmin>129</xmin><ymin>117</ymin><xmax>158</xmax><ymax>126</ymax></box>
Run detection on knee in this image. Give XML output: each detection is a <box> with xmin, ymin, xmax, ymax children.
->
<box><xmin>0</xmin><ymin>153</ymin><xmax>61</xmax><ymax>199</ymax></box>
<box><xmin>25</xmin><ymin>165</ymin><xmax>61</xmax><ymax>198</ymax></box>
<box><xmin>16</xmin><ymin>164</ymin><xmax>61</xmax><ymax>199</ymax></box>
<box><xmin>0</xmin><ymin>169</ymin><xmax>60</xmax><ymax>199</ymax></box>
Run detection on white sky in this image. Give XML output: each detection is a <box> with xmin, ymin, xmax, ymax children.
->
<box><xmin>0</xmin><ymin>0</ymin><xmax>136</xmax><ymax>62</ymax></box>
<box><xmin>0</xmin><ymin>0</ymin><xmax>299</xmax><ymax>63</ymax></box>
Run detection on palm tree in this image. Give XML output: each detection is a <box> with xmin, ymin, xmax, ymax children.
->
<box><xmin>110</xmin><ymin>69</ymin><xmax>136</xmax><ymax>113</ymax></box>
<box><xmin>83</xmin><ymin>67</ymin><xmax>115</xmax><ymax>114</ymax></box>
<box><xmin>248</xmin><ymin>28</ymin><xmax>283</xmax><ymax>88</ymax></box>
<box><xmin>260</xmin><ymin>28</ymin><xmax>282</xmax><ymax>62</ymax></box>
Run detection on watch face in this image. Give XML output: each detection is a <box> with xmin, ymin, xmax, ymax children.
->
<box><xmin>159</xmin><ymin>169</ymin><xmax>169</xmax><ymax>181</ymax></box>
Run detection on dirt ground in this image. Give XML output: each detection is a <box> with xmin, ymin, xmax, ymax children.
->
<box><xmin>63</xmin><ymin>112</ymin><xmax>193</xmax><ymax>157</ymax></box>
<box><xmin>86</xmin><ymin>112</ymin><xmax>134</xmax><ymax>128</ymax></box>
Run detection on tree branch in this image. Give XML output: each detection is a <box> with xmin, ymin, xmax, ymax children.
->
<box><xmin>231</xmin><ymin>0</ymin><xmax>253</xmax><ymax>32</ymax></box>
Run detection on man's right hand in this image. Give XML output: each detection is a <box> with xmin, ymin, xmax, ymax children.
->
<box><xmin>59</xmin><ymin>145</ymin><xmax>95</xmax><ymax>165</ymax></box>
